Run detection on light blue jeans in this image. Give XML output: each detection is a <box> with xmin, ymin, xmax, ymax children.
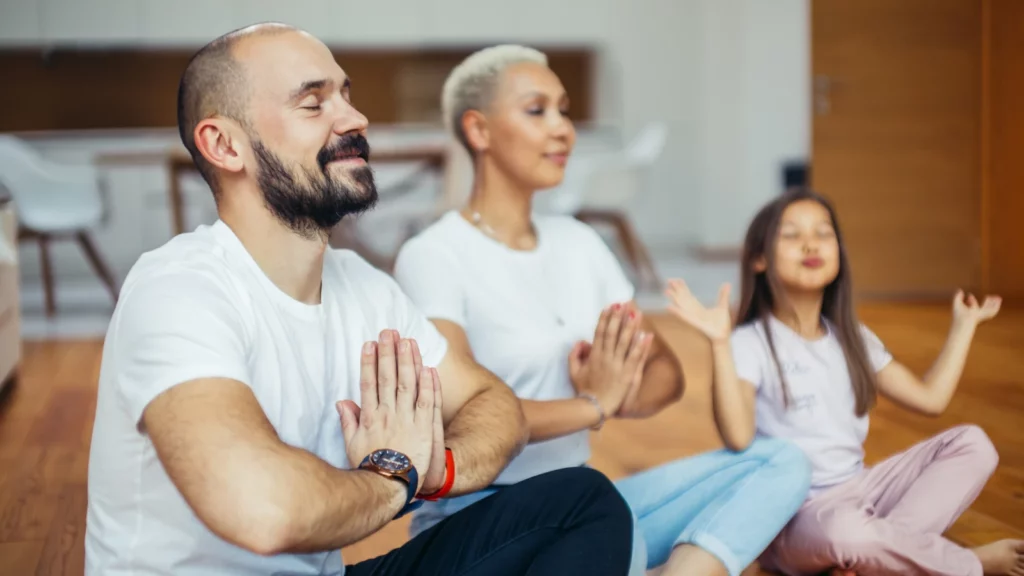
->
<box><xmin>409</xmin><ymin>437</ymin><xmax>812</xmax><ymax>576</ymax></box>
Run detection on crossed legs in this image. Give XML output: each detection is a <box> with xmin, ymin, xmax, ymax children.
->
<box><xmin>761</xmin><ymin>425</ymin><xmax>1023</xmax><ymax>576</ymax></box>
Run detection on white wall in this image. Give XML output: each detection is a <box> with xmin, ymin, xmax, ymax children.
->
<box><xmin>0</xmin><ymin>0</ymin><xmax>613</xmax><ymax>47</ymax></box>
<box><xmin>696</xmin><ymin>0</ymin><xmax>810</xmax><ymax>251</ymax></box>
<box><xmin>601</xmin><ymin>0</ymin><xmax>704</xmax><ymax>250</ymax></box>
<box><xmin>2</xmin><ymin>0</ymin><xmax>809</xmax><ymax>295</ymax></box>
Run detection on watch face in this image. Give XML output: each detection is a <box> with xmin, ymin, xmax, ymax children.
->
<box><xmin>371</xmin><ymin>449</ymin><xmax>411</xmax><ymax>473</ymax></box>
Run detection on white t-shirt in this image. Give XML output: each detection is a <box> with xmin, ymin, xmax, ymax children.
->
<box><xmin>730</xmin><ymin>316</ymin><xmax>892</xmax><ymax>493</ymax></box>
<box><xmin>392</xmin><ymin>211</ymin><xmax>635</xmax><ymax>485</ymax></box>
<box><xmin>85</xmin><ymin>220</ymin><xmax>448</xmax><ymax>576</ymax></box>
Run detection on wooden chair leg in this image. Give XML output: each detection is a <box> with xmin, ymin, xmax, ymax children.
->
<box><xmin>577</xmin><ymin>210</ymin><xmax>638</xmax><ymax>270</ymax></box>
<box><xmin>619</xmin><ymin>217</ymin><xmax>661</xmax><ymax>290</ymax></box>
<box><xmin>75</xmin><ymin>232</ymin><xmax>119</xmax><ymax>305</ymax></box>
<box><xmin>577</xmin><ymin>209</ymin><xmax>660</xmax><ymax>290</ymax></box>
<box><xmin>576</xmin><ymin>210</ymin><xmax>642</xmax><ymax>281</ymax></box>
<box><xmin>37</xmin><ymin>234</ymin><xmax>56</xmax><ymax>317</ymax></box>
<box><xmin>608</xmin><ymin>212</ymin><xmax>661</xmax><ymax>291</ymax></box>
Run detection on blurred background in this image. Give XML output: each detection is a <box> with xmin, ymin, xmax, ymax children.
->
<box><xmin>0</xmin><ymin>0</ymin><xmax>1021</xmax><ymax>574</ymax></box>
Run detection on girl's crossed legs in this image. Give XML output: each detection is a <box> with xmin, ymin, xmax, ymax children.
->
<box><xmin>761</xmin><ymin>424</ymin><xmax>1024</xmax><ymax>576</ymax></box>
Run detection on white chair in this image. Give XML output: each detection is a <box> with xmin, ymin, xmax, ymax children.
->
<box><xmin>538</xmin><ymin>123</ymin><xmax>668</xmax><ymax>290</ymax></box>
<box><xmin>0</xmin><ymin>135</ymin><xmax>118</xmax><ymax>316</ymax></box>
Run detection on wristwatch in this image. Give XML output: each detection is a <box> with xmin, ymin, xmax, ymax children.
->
<box><xmin>358</xmin><ymin>449</ymin><xmax>422</xmax><ymax>518</ymax></box>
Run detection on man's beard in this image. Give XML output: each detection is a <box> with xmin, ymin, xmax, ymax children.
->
<box><xmin>252</xmin><ymin>134</ymin><xmax>378</xmax><ymax>239</ymax></box>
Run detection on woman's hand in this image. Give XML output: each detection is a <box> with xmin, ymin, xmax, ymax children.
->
<box><xmin>665</xmin><ymin>279</ymin><xmax>733</xmax><ymax>343</ymax></box>
<box><xmin>569</xmin><ymin>303</ymin><xmax>653</xmax><ymax>416</ymax></box>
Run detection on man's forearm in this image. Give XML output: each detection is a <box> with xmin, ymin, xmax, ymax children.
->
<box><xmin>444</xmin><ymin>378</ymin><xmax>528</xmax><ymax>495</ymax></box>
<box><xmin>266</xmin><ymin>445</ymin><xmax>408</xmax><ymax>554</ymax></box>
<box><xmin>144</xmin><ymin>378</ymin><xmax>411</xmax><ymax>557</ymax></box>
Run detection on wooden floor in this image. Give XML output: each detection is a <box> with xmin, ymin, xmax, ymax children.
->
<box><xmin>1</xmin><ymin>303</ymin><xmax>1022</xmax><ymax>575</ymax></box>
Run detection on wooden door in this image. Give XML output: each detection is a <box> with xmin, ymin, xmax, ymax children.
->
<box><xmin>811</xmin><ymin>0</ymin><xmax>983</xmax><ymax>300</ymax></box>
<box><xmin>985</xmin><ymin>0</ymin><xmax>1024</xmax><ymax>303</ymax></box>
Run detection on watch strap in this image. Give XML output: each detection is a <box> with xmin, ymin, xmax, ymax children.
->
<box><xmin>395</xmin><ymin>498</ymin><xmax>423</xmax><ymax>519</ymax></box>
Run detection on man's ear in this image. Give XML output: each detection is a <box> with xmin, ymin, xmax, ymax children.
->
<box><xmin>194</xmin><ymin>118</ymin><xmax>246</xmax><ymax>175</ymax></box>
<box><xmin>461</xmin><ymin>110</ymin><xmax>490</xmax><ymax>154</ymax></box>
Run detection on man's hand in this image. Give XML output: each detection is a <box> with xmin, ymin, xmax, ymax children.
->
<box><xmin>569</xmin><ymin>302</ymin><xmax>653</xmax><ymax>416</ymax></box>
<box><xmin>336</xmin><ymin>330</ymin><xmax>434</xmax><ymax>494</ymax></box>
<box><xmin>419</xmin><ymin>366</ymin><xmax>447</xmax><ymax>495</ymax></box>
<box><xmin>403</xmin><ymin>339</ymin><xmax>447</xmax><ymax>495</ymax></box>
<box><xmin>397</xmin><ymin>339</ymin><xmax>447</xmax><ymax>495</ymax></box>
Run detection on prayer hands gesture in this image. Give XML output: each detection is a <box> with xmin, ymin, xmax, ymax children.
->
<box><xmin>665</xmin><ymin>279</ymin><xmax>733</xmax><ymax>343</ymax></box>
<box><xmin>952</xmin><ymin>289</ymin><xmax>1001</xmax><ymax>327</ymax></box>
<box><xmin>569</xmin><ymin>302</ymin><xmax>653</xmax><ymax>417</ymax></box>
<box><xmin>336</xmin><ymin>330</ymin><xmax>447</xmax><ymax>495</ymax></box>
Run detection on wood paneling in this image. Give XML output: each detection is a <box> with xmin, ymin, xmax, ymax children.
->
<box><xmin>983</xmin><ymin>0</ymin><xmax>1024</xmax><ymax>302</ymax></box>
<box><xmin>2</xmin><ymin>305</ymin><xmax>1023</xmax><ymax>574</ymax></box>
<box><xmin>810</xmin><ymin>0</ymin><xmax>983</xmax><ymax>300</ymax></box>
<box><xmin>0</xmin><ymin>47</ymin><xmax>594</xmax><ymax>133</ymax></box>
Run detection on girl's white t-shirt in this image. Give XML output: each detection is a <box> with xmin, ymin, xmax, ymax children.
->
<box><xmin>393</xmin><ymin>211</ymin><xmax>635</xmax><ymax>484</ymax></box>
<box><xmin>730</xmin><ymin>316</ymin><xmax>893</xmax><ymax>493</ymax></box>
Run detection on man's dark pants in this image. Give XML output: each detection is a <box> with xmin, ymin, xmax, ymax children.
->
<box><xmin>347</xmin><ymin>467</ymin><xmax>634</xmax><ymax>576</ymax></box>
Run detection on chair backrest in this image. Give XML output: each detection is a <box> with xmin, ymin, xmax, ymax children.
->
<box><xmin>534</xmin><ymin>123</ymin><xmax>669</xmax><ymax>214</ymax></box>
<box><xmin>0</xmin><ymin>134</ymin><xmax>67</xmax><ymax>183</ymax></box>
<box><xmin>624</xmin><ymin>123</ymin><xmax>668</xmax><ymax>166</ymax></box>
<box><xmin>578</xmin><ymin>123</ymin><xmax>668</xmax><ymax>210</ymax></box>
<box><xmin>532</xmin><ymin>153</ymin><xmax>597</xmax><ymax>214</ymax></box>
<box><xmin>0</xmin><ymin>134</ymin><xmax>103</xmax><ymax>230</ymax></box>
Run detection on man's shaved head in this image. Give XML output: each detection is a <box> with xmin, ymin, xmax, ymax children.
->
<box><xmin>176</xmin><ymin>23</ymin><xmax>377</xmax><ymax>238</ymax></box>
<box><xmin>176</xmin><ymin>22</ymin><xmax>296</xmax><ymax>194</ymax></box>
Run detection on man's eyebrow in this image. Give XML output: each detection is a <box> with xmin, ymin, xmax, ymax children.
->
<box><xmin>288</xmin><ymin>78</ymin><xmax>330</xmax><ymax>101</ymax></box>
<box><xmin>287</xmin><ymin>77</ymin><xmax>350</xmax><ymax>101</ymax></box>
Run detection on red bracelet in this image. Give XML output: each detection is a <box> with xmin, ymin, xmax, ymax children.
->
<box><xmin>418</xmin><ymin>448</ymin><xmax>455</xmax><ymax>501</ymax></box>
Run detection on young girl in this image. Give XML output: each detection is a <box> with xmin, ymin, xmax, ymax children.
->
<box><xmin>666</xmin><ymin>187</ymin><xmax>1024</xmax><ymax>576</ymax></box>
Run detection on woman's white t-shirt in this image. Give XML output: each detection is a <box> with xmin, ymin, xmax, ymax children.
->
<box><xmin>393</xmin><ymin>211</ymin><xmax>635</xmax><ymax>484</ymax></box>
<box><xmin>730</xmin><ymin>316</ymin><xmax>893</xmax><ymax>493</ymax></box>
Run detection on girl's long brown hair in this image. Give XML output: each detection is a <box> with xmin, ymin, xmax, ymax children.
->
<box><xmin>735</xmin><ymin>187</ymin><xmax>877</xmax><ymax>416</ymax></box>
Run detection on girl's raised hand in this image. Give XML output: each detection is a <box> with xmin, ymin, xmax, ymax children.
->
<box><xmin>952</xmin><ymin>289</ymin><xmax>1001</xmax><ymax>326</ymax></box>
<box><xmin>665</xmin><ymin>279</ymin><xmax>733</xmax><ymax>343</ymax></box>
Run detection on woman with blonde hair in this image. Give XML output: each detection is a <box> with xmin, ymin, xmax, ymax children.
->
<box><xmin>393</xmin><ymin>45</ymin><xmax>811</xmax><ymax>576</ymax></box>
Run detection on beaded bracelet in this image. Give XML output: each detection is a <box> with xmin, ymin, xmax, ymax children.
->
<box><xmin>577</xmin><ymin>392</ymin><xmax>606</xmax><ymax>430</ymax></box>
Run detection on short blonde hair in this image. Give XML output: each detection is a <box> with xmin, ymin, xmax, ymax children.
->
<box><xmin>441</xmin><ymin>44</ymin><xmax>548</xmax><ymax>153</ymax></box>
